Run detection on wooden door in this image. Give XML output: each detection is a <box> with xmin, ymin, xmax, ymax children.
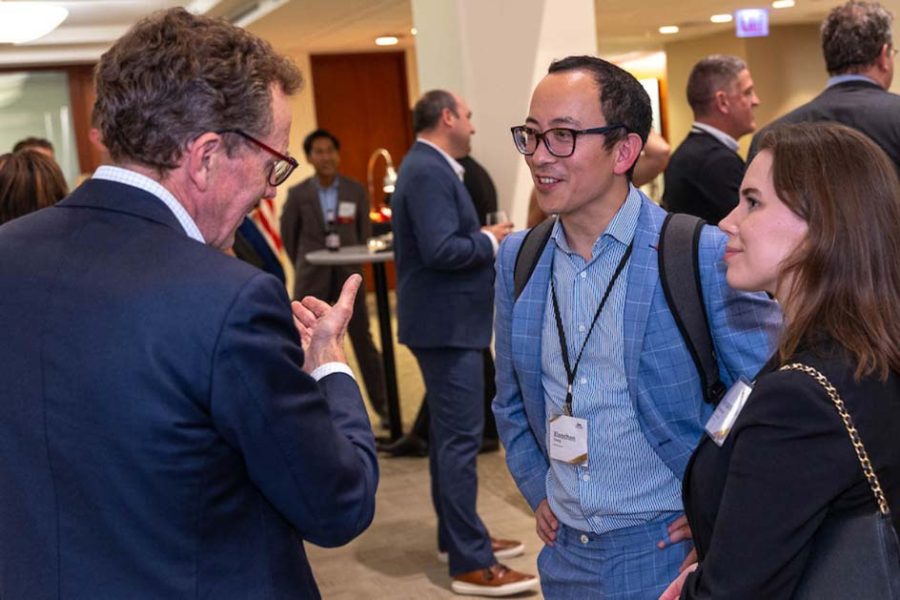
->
<box><xmin>310</xmin><ymin>51</ymin><xmax>413</xmax><ymax>290</ymax></box>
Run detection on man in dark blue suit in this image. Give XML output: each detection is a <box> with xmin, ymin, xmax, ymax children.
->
<box><xmin>0</xmin><ymin>9</ymin><xmax>377</xmax><ymax>599</ymax></box>
<box><xmin>392</xmin><ymin>90</ymin><xmax>538</xmax><ymax>596</ymax></box>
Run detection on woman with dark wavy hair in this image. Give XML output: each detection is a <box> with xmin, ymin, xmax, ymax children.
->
<box><xmin>0</xmin><ymin>149</ymin><xmax>68</xmax><ymax>225</ymax></box>
<box><xmin>661</xmin><ymin>121</ymin><xmax>900</xmax><ymax>599</ymax></box>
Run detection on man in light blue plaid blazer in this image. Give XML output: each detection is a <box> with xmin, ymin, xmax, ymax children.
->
<box><xmin>494</xmin><ymin>56</ymin><xmax>782</xmax><ymax>599</ymax></box>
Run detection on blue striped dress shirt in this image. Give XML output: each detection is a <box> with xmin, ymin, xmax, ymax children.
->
<box><xmin>542</xmin><ymin>186</ymin><xmax>682</xmax><ymax>534</ymax></box>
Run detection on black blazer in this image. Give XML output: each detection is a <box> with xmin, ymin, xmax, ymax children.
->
<box><xmin>680</xmin><ymin>345</ymin><xmax>900</xmax><ymax>599</ymax></box>
<box><xmin>749</xmin><ymin>80</ymin><xmax>900</xmax><ymax>170</ymax></box>
<box><xmin>663</xmin><ymin>130</ymin><xmax>745</xmax><ymax>225</ymax></box>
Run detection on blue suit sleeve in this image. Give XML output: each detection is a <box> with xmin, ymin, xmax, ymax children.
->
<box><xmin>698</xmin><ymin>227</ymin><xmax>782</xmax><ymax>384</ymax></box>
<box><xmin>403</xmin><ymin>169</ymin><xmax>493</xmax><ymax>271</ymax></box>
<box><xmin>492</xmin><ymin>237</ymin><xmax>549</xmax><ymax>510</ymax></box>
<box><xmin>209</xmin><ymin>273</ymin><xmax>378</xmax><ymax>547</ymax></box>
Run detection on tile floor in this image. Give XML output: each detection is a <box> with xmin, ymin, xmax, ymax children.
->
<box><xmin>309</xmin><ymin>292</ymin><xmax>544</xmax><ymax>598</ymax></box>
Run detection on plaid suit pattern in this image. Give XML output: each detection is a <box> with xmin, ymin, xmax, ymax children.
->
<box><xmin>493</xmin><ymin>191</ymin><xmax>781</xmax><ymax>526</ymax></box>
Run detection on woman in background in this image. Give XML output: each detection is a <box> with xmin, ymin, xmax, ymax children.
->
<box><xmin>0</xmin><ymin>149</ymin><xmax>68</xmax><ymax>225</ymax></box>
<box><xmin>661</xmin><ymin>122</ymin><xmax>900</xmax><ymax>599</ymax></box>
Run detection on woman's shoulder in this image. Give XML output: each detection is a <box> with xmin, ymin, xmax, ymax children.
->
<box><xmin>744</xmin><ymin>346</ymin><xmax>898</xmax><ymax>429</ymax></box>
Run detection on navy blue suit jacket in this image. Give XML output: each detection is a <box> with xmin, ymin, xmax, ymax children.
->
<box><xmin>0</xmin><ymin>179</ymin><xmax>378</xmax><ymax>599</ymax></box>
<box><xmin>391</xmin><ymin>141</ymin><xmax>495</xmax><ymax>349</ymax></box>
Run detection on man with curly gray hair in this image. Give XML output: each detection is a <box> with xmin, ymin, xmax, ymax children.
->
<box><xmin>0</xmin><ymin>8</ymin><xmax>378</xmax><ymax>599</ymax></box>
<box><xmin>749</xmin><ymin>0</ymin><xmax>900</xmax><ymax>169</ymax></box>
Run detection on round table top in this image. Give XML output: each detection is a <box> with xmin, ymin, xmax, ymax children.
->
<box><xmin>305</xmin><ymin>245</ymin><xmax>395</xmax><ymax>266</ymax></box>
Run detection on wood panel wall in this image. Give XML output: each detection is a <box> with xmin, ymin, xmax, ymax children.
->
<box><xmin>310</xmin><ymin>51</ymin><xmax>414</xmax><ymax>290</ymax></box>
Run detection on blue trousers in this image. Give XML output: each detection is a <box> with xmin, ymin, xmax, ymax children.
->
<box><xmin>412</xmin><ymin>347</ymin><xmax>493</xmax><ymax>576</ymax></box>
<box><xmin>538</xmin><ymin>514</ymin><xmax>691</xmax><ymax>599</ymax></box>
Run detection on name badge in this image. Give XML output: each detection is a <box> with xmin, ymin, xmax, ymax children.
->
<box><xmin>549</xmin><ymin>414</ymin><xmax>589</xmax><ymax>465</ymax></box>
<box><xmin>704</xmin><ymin>376</ymin><xmax>754</xmax><ymax>446</ymax></box>
<box><xmin>337</xmin><ymin>201</ymin><xmax>356</xmax><ymax>221</ymax></box>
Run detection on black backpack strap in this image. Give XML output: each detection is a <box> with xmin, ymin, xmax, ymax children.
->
<box><xmin>513</xmin><ymin>216</ymin><xmax>556</xmax><ymax>301</ymax></box>
<box><xmin>658</xmin><ymin>213</ymin><xmax>726</xmax><ymax>404</ymax></box>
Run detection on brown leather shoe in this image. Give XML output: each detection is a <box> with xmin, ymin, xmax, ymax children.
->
<box><xmin>451</xmin><ymin>563</ymin><xmax>539</xmax><ymax>597</ymax></box>
<box><xmin>438</xmin><ymin>537</ymin><xmax>525</xmax><ymax>563</ymax></box>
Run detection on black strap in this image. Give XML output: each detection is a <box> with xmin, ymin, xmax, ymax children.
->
<box><xmin>513</xmin><ymin>216</ymin><xmax>555</xmax><ymax>300</ymax></box>
<box><xmin>512</xmin><ymin>211</ymin><xmax>724</xmax><ymax>405</ymax></box>
<box><xmin>658</xmin><ymin>213</ymin><xmax>725</xmax><ymax>403</ymax></box>
<box><xmin>550</xmin><ymin>243</ymin><xmax>633</xmax><ymax>416</ymax></box>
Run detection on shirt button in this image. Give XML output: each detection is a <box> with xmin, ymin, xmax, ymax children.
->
<box><xmin>582</xmin><ymin>474</ymin><xmax>591</xmax><ymax>482</ymax></box>
<box><xmin>580</xmin><ymin>272</ymin><xmax>587</xmax><ymax>279</ymax></box>
<box><xmin>580</xmin><ymin>377</ymin><xmax>587</xmax><ymax>385</ymax></box>
<box><xmin>580</xmin><ymin>534</ymin><xmax>589</xmax><ymax>544</ymax></box>
<box><xmin>578</xmin><ymin>324</ymin><xmax>586</xmax><ymax>332</ymax></box>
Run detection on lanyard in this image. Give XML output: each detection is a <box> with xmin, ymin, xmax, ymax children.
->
<box><xmin>550</xmin><ymin>242</ymin><xmax>633</xmax><ymax>416</ymax></box>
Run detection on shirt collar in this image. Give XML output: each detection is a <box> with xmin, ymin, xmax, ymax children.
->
<box><xmin>551</xmin><ymin>184</ymin><xmax>641</xmax><ymax>257</ymax></box>
<box><xmin>691</xmin><ymin>122</ymin><xmax>740</xmax><ymax>153</ymax></box>
<box><xmin>314</xmin><ymin>176</ymin><xmax>339</xmax><ymax>192</ymax></box>
<box><xmin>827</xmin><ymin>74</ymin><xmax>880</xmax><ymax>88</ymax></box>
<box><xmin>92</xmin><ymin>165</ymin><xmax>204</xmax><ymax>243</ymax></box>
<box><xmin>416</xmin><ymin>137</ymin><xmax>465</xmax><ymax>181</ymax></box>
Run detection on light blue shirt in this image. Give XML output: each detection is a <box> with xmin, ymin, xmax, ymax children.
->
<box><xmin>316</xmin><ymin>178</ymin><xmax>339</xmax><ymax>223</ymax></box>
<box><xmin>827</xmin><ymin>74</ymin><xmax>880</xmax><ymax>88</ymax></box>
<box><xmin>541</xmin><ymin>185</ymin><xmax>682</xmax><ymax>534</ymax></box>
<box><xmin>92</xmin><ymin>165</ymin><xmax>204</xmax><ymax>243</ymax></box>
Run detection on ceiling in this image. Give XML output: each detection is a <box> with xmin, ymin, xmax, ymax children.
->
<box><xmin>0</xmin><ymin>0</ymin><xmax>873</xmax><ymax>68</ymax></box>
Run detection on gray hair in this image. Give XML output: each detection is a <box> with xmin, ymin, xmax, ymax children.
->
<box><xmin>412</xmin><ymin>90</ymin><xmax>458</xmax><ymax>134</ymax></box>
<box><xmin>822</xmin><ymin>1</ymin><xmax>894</xmax><ymax>75</ymax></box>
<box><xmin>686</xmin><ymin>55</ymin><xmax>747</xmax><ymax>116</ymax></box>
<box><xmin>93</xmin><ymin>7</ymin><xmax>302</xmax><ymax>175</ymax></box>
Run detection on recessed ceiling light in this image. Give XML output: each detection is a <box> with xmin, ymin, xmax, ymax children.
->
<box><xmin>410</xmin><ymin>28</ymin><xmax>417</xmax><ymax>36</ymax></box>
<box><xmin>772</xmin><ymin>0</ymin><xmax>795</xmax><ymax>8</ymax></box>
<box><xmin>711</xmin><ymin>13</ymin><xmax>733</xmax><ymax>23</ymax></box>
<box><xmin>659</xmin><ymin>25</ymin><xmax>680</xmax><ymax>34</ymax></box>
<box><xmin>375</xmin><ymin>36</ymin><xmax>399</xmax><ymax>46</ymax></box>
<box><xmin>0</xmin><ymin>2</ymin><xmax>68</xmax><ymax>44</ymax></box>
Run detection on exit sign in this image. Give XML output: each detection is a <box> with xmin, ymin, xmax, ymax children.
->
<box><xmin>736</xmin><ymin>8</ymin><xmax>769</xmax><ymax>37</ymax></box>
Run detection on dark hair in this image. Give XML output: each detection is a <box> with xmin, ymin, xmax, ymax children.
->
<box><xmin>759</xmin><ymin>122</ymin><xmax>900</xmax><ymax>379</ymax></box>
<box><xmin>302</xmin><ymin>129</ymin><xmax>340</xmax><ymax>155</ymax></box>
<box><xmin>547</xmin><ymin>55</ymin><xmax>652</xmax><ymax>149</ymax></box>
<box><xmin>12</xmin><ymin>137</ymin><xmax>54</xmax><ymax>154</ymax></box>
<box><xmin>92</xmin><ymin>7</ymin><xmax>302</xmax><ymax>175</ymax></box>
<box><xmin>685</xmin><ymin>55</ymin><xmax>747</xmax><ymax>115</ymax></box>
<box><xmin>412</xmin><ymin>90</ymin><xmax>458</xmax><ymax>134</ymax></box>
<box><xmin>0</xmin><ymin>150</ymin><xmax>68</xmax><ymax>225</ymax></box>
<box><xmin>821</xmin><ymin>1</ymin><xmax>893</xmax><ymax>75</ymax></box>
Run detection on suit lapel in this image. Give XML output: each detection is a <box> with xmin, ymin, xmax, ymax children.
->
<box><xmin>623</xmin><ymin>199</ymin><xmax>661</xmax><ymax>400</ymax></box>
<box><xmin>303</xmin><ymin>178</ymin><xmax>327</xmax><ymax>235</ymax></box>
<box><xmin>512</xmin><ymin>240</ymin><xmax>554</xmax><ymax>423</ymax></box>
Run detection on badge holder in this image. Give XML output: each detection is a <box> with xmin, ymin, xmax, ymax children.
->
<box><xmin>704</xmin><ymin>376</ymin><xmax>754</xmax><ymax>446</ymax></box>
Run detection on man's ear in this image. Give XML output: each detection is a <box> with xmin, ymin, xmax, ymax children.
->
<box><xmin>875</xmin><ymin>43</ymin><xmax>893</xmax><ymax>74</ymax></box>
<box><xmin>440</xmin><ymin>107</ymin><xmax>456</xmax><ymax>128</ymax></box>
<box><xmin>613</xmin><ymin>132</ymin><xmax>644</xmax><ymax>176</ymax></box>
<box><xmin>185</xmin><ymin>132</ymin><xmax>225</xmax><ymax>192</ymax></box>
<box><xmin>713</xmin><ymin>89</ymin><xmax>730</xmax><ymax>115</ymax></box>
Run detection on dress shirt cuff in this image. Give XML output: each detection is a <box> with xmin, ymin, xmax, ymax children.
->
<box><xmin>481</xmin><ymin>230</ymin><xmax>499</xmax><ymax>255</ymax></box>
<box><xmin>310</xmin><ymin>362</ymin><xmax>356</xmax><ymax>382</ymax></box>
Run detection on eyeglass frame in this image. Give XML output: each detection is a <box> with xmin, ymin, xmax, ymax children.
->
<box><xmin>510</xmin><ymin>124</ymin><xmax>629</xmax><ymax>158</ymax></box>
<box><xmin>217</xmin><ymin>128</ymin><xmax>299</xmax><ymax>186</ymax></box>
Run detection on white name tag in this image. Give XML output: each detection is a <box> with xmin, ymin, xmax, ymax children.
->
<box><xmin>337</xmin><ymin>201</ymin><xmax>356</xmax><ymax>220</ymax></box>
<box><xmin>704</xmin><ymin>377</ymin><xmax>754</xmax><ymax>446</ymax></box>
<box><xmin>549</xmin><ymin>414</ymin><xmax>589</xmax><ymax>465</ymax></box>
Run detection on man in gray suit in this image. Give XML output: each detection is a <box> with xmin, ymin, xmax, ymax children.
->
<box><xmin>281</xmin><ymin>129</ymin><xmax>388</xmax><ymax>424</ymax></box>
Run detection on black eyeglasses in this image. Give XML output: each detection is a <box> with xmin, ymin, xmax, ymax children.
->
<box><xmin>218</xmin><ymin>129</ymin><xmax>298</xmax><ymax>186</ymax></box>
<box><xmin>510</xmin><ymin>124</ymin><xmax>628</xmax><ymax>158</ymax></box>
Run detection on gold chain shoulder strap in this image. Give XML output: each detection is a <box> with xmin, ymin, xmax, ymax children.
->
<box><xmin>781</xmin><ymin>363</ymin><xmax>890</xmax><ymax>515</ymax></box>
